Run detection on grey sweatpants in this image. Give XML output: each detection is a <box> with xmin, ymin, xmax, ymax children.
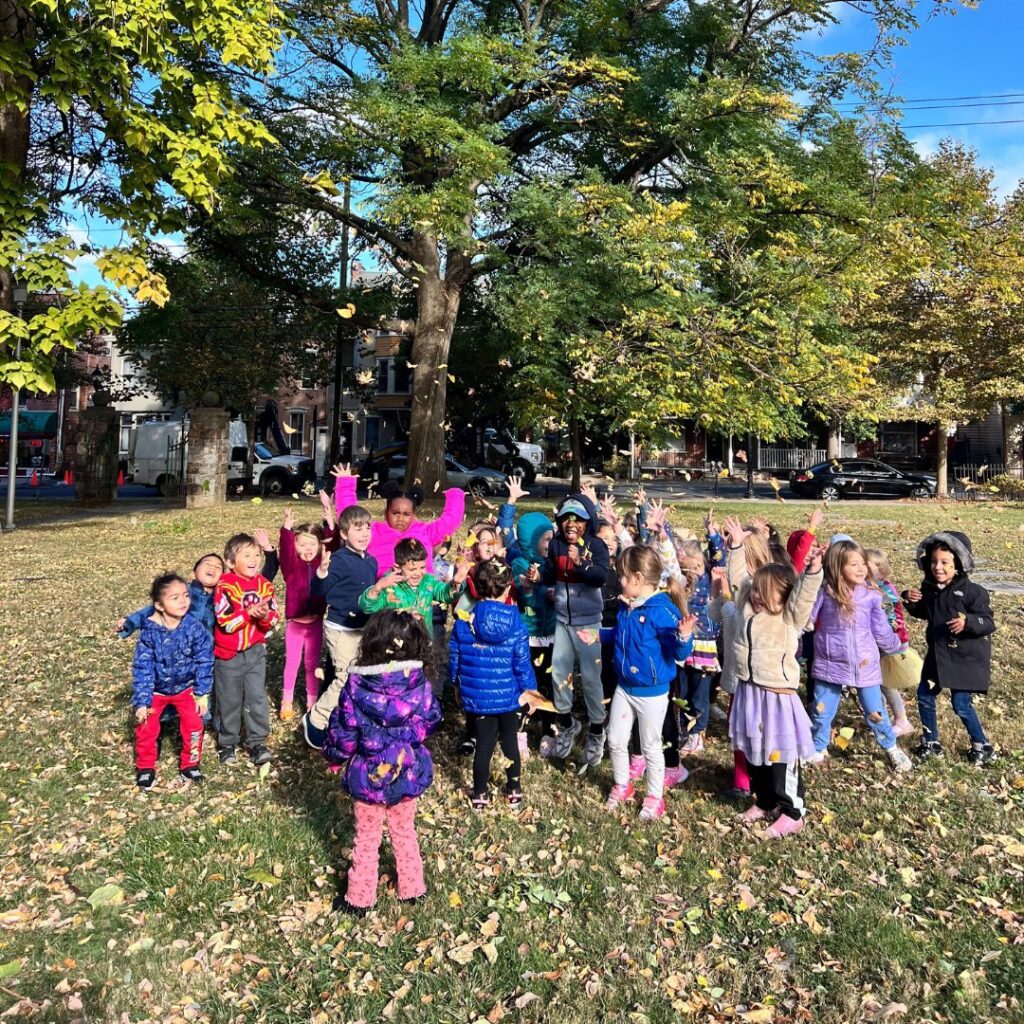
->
<box><xmin>552</xmin><ymin>621</ymin><xmax>605</xmax><ymax>726</ymax></box>
<box><xmin>215</xmin><ymin>646</ymin><xmax>270</xmax><ymax>750</ymax></box>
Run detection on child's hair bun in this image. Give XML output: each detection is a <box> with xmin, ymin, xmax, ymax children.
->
<box><xmin>380</xmin><ymin>479</ymin><xmax>425</xmax><ymax>508</ymax></box>
<box><xmin>406</xmin><ymin>484</ymin><xmax>425</xmax><ymax>507</ymax></box>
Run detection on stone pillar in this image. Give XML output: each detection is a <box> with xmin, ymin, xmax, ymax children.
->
<box><xmin>75</xmin><ymin>402</ymin><xmax>120</xmax><ymax>506</ymax></box>
<box><xmin>1006</xmin><ymin>410</ymin><xmax>1024</xmax><ymax>478</ymax></box>
<box><xmin>186</xmin><ymin>407</ymin><xmax>229</xmax><ymax>508</ymax></box>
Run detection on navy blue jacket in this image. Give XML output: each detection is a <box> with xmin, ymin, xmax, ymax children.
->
<box><xmin>600</xmin><ymin>591</ymin><xmax>693</xmax><ymax>698</ymax></box>
<box><xmin>131</xmin><ymin>616</ymin><xmax>214</xmax><ymax>707</ymax></box>
<box><xmin>541</xmin><ymin>494</ymin><xmax>609</xmax><ymax>626</ymax></box>
<box><xmin>449</xmin><ymin>601</ymin><xmax>534</xmax><ymax>715</ymax></box>
<box><xmin>119</xmin><ymin>580</ymin><xmax>215</xmax><ymax>637</ymax></box>
<box><xmin>311</xmin><ymin>545</ymin><xmax>379</xmax><ymax>630</ymax></box>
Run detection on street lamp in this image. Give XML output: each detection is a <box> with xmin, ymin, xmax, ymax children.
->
<box><xmin>4</xmin><ymin>281</ymin><xmax>29</xmax><ymax>531</ymax></box>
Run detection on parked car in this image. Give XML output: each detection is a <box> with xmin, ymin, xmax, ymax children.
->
<box><xmin>789</xmin><ymin>459</ymin><xmax>936</xmax><ymax>501</ymax></box>
<box><xmin>372</xmin><ymin>452</ymin><xmax>509</xmax><ymax>497</ymax></box>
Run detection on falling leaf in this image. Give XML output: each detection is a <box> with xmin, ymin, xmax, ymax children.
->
<box><xmin>251</xmin><ymin>496</ymin><xmax>263</xmax><ymax>505</ymax></box>
<box><xmin>834</xmin><ymin>726</ymin><xmax>855</xmax><ymax>751</ymax></box>
<box><xmin>337</xmin><ymin>303</ymin><xmax>357</xmax><ymax>318</ymax></box>
<box><xmin>768</xmin><ymin>750</ymin><xmax>780</xmax><ymax>763</ymax></box>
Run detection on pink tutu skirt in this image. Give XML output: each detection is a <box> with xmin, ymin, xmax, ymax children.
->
<box><xmin>729</xmin><ymin>681</ymin><xmax>815</xmax><ymax>766</ymax></box>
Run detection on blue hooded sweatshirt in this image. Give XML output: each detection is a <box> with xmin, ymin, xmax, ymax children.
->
<box><xmin>508</xmin><ymin>511</ymin><xmax>557</xmax><ymax>639</ymax></box>
<box><xmin>449</xmin><ymin>601</ymin><xmax>534</xmax><ymax>716</ymax></box>
<box><xmin>131</xmin><ymin>615</ymin><xmax>214</xmax><ymax>707</ymax></box>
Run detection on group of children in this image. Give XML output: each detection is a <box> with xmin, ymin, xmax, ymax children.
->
<box><xmin>118</xmin><ymin>467</ymin><xmax>998</xmax><ymax>908</ymax></box>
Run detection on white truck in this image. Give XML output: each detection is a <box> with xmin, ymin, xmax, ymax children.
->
<box><xmin>482</xmin><ymin>427</ymin><xmax>544</xmax><ymax>484</ymax></box>
<box><xmin>129</xmin><ymin>419</ymin><xmax>317</xmax><ymax>496</ymax></box>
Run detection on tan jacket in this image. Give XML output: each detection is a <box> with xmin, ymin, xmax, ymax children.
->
<box><xmin>726</xmin><ymin>545</ymin><xmax>822</xmax><ymax>691</ymax></box>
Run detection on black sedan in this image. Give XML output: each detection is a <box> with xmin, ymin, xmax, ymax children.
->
<box><xmin>788</xmin><ymin>459</ymin><xmax>936</xmax><ymax>501</ymax></box>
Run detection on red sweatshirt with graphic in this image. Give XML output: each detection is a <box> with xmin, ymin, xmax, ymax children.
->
<box><xmin>213</xmin><ymin>572</ymin><xmax>279</xmax><ymax>660</ymax></box>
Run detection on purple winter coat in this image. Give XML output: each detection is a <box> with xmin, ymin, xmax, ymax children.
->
<box><xmin>811</xmin><ymin>585</ymin><xmax>902</xmax><ymax>688</ymax></box>
<box><xmin>323</xmin><ymin>660</ymin><xmax>441</xmax><ymax>805</ymax></box>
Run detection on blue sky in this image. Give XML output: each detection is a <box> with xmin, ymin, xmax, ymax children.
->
<box><xmin>811</xmin><ymin>0</ymin><xmax>1024</xmax><ymax>196</ymax></box>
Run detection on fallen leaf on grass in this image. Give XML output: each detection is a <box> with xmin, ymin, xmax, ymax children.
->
<box><xmin>244</xmin><ymin>870</ymin><xmax>281</xmax><ymax>887</ymax></box>
<box><xmin>87</xmin><ymin>884</ymin><xmax>124</xmax><ymax>909</ymax></box>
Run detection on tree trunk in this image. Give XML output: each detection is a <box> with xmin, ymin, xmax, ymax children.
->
<box><xmin>569</xmin><ymin>416</ymin><xmax>582</xmax><ymax>492</ymax></box>
<box><xmin>0</xmin><ymin>1</ymin><xmax>34</xmax><ymax>314</ymax></box>
<box><xmin>405</xmin><ymin>264</ymin><xmax>461</xmax><ymax>494</ymax></box>
<box><xmin>936</xmin><ymin>420</ymin><xmax>951</xmax><ymax>497</ymax></box>
<box><xmin>826</xmin><ymin>416</ymin><xmax>842</xmax><ymax>460</ymax></box>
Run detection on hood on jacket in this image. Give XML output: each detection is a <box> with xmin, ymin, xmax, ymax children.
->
<box><xmin>347</xmin><ymin>661</ymin><xmax>429</xmax><ymax>727</ymax></box>
<box><xmin>554</xmin><ymin>493</ymin><xmax>601</xmax><ymax>542</ymax></box>
<box><xmin>517</xmin><ymin>512</ymin><xmax>555</xmax><ymax>564</ymax></box>
<box><xmin>469</xmin><ymin>601</ymin><xmax>522</xmax><ymax>644</ymax></box>
<box><xmin>916</xmin><ymin>531</ymin><xmax>975</xmax><ymax>577</ymax></box>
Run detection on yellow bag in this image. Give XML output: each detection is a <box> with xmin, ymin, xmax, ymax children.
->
<box><xmin>880</xmin><ymin>648</ymin><xmax>923</xmax><ymax>690</ymax></box>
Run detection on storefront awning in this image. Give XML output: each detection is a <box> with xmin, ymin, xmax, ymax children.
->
<box><xmin>0</xmin><ymin>410</ymin><xmax>58</xmax><ymax>438</ymax></box>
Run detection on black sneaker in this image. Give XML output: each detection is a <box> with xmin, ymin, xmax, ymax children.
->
<box><xmin>504</xmin><ymin>785</ymin><xmax>524</xmax><ymax>810</ymax></box>
<box><xmin>179</xmin><ymin>767</ymin><xmax>204</xmax><ymax>784</ymax></box>
<box><xmin>302</xmin><ymin>713</ymin><xmax>326</xmax><ymax>750</ymax></box>
<box><xmin>250</xmin><ymin>746</ymin><xmax>273</xmax><ymax>766</ymax></box>
<box><xmin>218</xmin><ymin>746</ymin><xmax>237</xmax><ymax>765</ymax></box>
<box><xmin>965</xmin><ymin>743</ymin><xmax>996</xmax><ymax>766</ymax></box>
<box><xmin>135</xmin><ymin>769</ymin><xmax>156</xmax><ymax>791</ymax></box>
<box><xmin>332</xmin><ymin>892</ymin><xmax>368</xmax><ymax>916</ymax></box>
<box><xmin>459</xmin><ymin>736</ymin><xmax>477</xmax><ymax>756</ymax></box>
<box><xmin>913</xmin><ymin>739</ymin><xmax>944</xmax><ymax>760</ymax></box>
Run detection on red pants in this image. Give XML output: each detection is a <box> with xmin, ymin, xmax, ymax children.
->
<box><xmin>135</xmin><ymin>690</ymin><xmax>204</xmax><ymax>771</ymax></box>
<box><xmin>345</xmin><ymin>798</ymin><xmax>425</xmax><ymax>908</ymax></box>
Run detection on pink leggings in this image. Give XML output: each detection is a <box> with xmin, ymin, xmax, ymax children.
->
<box><xmin>728</xmin><ymin>693</ymin><xmax>751</xmax><ymax>793</ymax></box>
<box><xmin>346</xmin><ymin>798</ymin><xmax>425</xmax><ymax>908</ymax></box>
<box><xmin>283</xmin><ymin>619</ymin><xmax>323</xmax><ymax>707</ymax></box>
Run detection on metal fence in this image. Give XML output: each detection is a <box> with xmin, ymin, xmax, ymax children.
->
<box><xmin>757</xmin><ymin>448</ymin><xmax>828</xmax><ymax>471</ymax></box>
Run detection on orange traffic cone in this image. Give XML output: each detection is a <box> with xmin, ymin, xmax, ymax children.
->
<box><xmin>30</xmin><ymin>469</ymin><xmax>39</xmax><ymax>487</ymax></box>
<box><xmin>63</xmin><ymin>469</ymin><xmax>70</xmax><ymax>485</ymax></box>
<box><xmin>68</xmin><ymin>469</ymin><xmax>74</xmax><ymax>486</ymax></box>
<box><xmin>117</xmin><ymin>469</ymin><xmax>125</xmax><ymax>486</ymax></box>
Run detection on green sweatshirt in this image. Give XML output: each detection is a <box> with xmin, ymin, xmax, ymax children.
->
<box><xmin>358</xmin><ymin>574</ymin><xmax>462</xmax><ymax>635</ymax></box>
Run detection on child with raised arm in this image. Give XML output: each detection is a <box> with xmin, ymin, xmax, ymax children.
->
<box><xmin>278</xmin><ymin>508</ymin><xmax>328</xmax><ymax>721</ymax></box>
<box><xmin>724</xmin><ymin>516</ymin><xmax>824</xmax><ymax>838</ymax></box>
<box><xmin>449</xmin><ymin>559</ymin><xmax>536</xmax><ymax>810</ymax></box>
<box><xmin>903</xmin><ymin>531</ymin><xmax>997</xmax><ymax>765</ymax></box>
<box><xmin>131</xmin><ymin>574</ymin><xmax>214</xmax><ymax>790</ymax></box>
<box><xmin>806</xmin><ymin>539</ymin><xmax>912</xmax><ymax>772</ymax></box>
<box><xmin>302</xmin><ymin>505</ymin><xmax>377</xmax><ymax>749</ymax></box>
<box><xmin>604</xmin><ymin>546</ymin><xmax>695</xmax><ymax>821</ymax></box>
<box><xmin>117</xmin><ymin>553</ymin><xmax>224</xmax><ymax>638</ymax></box>
<box><xmin>213</xmin><ymin>534</ymin><xmax>280</xmax><ymax>767</ymax></box>
<box><xmin>332</xmin><ymin>463</ymin><xmax>466</xmax><ymax>577</ymax></box>
<box><xmin>323</xmin><ymin>611</ymin><xmax>441</xmax><ymax>912</ymax></box>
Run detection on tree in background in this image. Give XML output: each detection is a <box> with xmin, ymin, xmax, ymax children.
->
<box><xmin>868</xmin><ymin>142</ymin><xmax>1024</xmax><ymax>494</ymax></box>
<box><xmin>0</xmin><ymin>0</ymin><xmax>282</xmax><ymax>392</ymax></box>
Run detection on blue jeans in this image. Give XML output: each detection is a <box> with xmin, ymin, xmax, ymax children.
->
<box><xmin>681</xmin><ymin>666</ymin><xmax>712</xmax><ymax>737</ymax></box>
<box><xmin>917</xmin><ymin>682</ymin><xmax>989</xmax><ymax>745</ymax></box>
<box><xmin>810</xmin><ymin>681</ymin><xmax>896</xmax><ymax>753</ymax></box>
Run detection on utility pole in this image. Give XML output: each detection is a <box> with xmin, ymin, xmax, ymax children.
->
<box><xmin>745</xmin><ymin>430</ymin><xmax>754</xmax><ymax>499</ymax></box>
<box><xmin>328</xmin><ymin>179</ymin><xmax>353</xmax><ymax>469</ymax></box>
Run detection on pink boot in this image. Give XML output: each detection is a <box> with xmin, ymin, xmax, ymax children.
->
<box><xmin>638</xmin><ymin>795</ymin><xmax>666</xmax><ymax>820</ymax></box>
<box><xmin>740</xmin><ymin>804</ymin><xmax>769</xmax><ymax>823</ymax></box>
<box><xmin>663</xmin><ymin>765</ymin><xmax>689</xmax><ymax>789</ymax></box>
<box><xmin>763</xmin><ymin>814</ymin><xmax>805</xmax><ymax>839</ymax></box>
<box><xmin>517</xmin><ymin>731</ymin><xmax>531</xmax><ymax>762</ymax></box>
<box><xmin>605</xmin><ymin>783</ymin><xmax>635</xmax><ymax>811</ymax></box>
<box><xmin>628</xmin><ymin>755</ymin><xmax>646</xmax><ymax>780</ymax></box>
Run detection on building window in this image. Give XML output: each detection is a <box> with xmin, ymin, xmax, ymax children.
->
<box><xmin>119</xmin><ymin>414</ymin><xmax>133</xmax><ymax>455</ymax></box>
<box><xmin>288</xmin><ymin>410</ymin><xmax>305</xmax><ymax>453</ymax></box>
<box><xmin>375</xmin><ymin>357</ymin><xmax>411</xmax><ymax>395</ymax></box>
<box><xmin>365</xmin><ymin>416</ymin><xmax>381</xmax><ymax>452</ymax></box>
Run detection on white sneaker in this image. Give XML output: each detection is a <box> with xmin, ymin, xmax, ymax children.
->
<box><xmin>887</xmin><ymin>746</ymin><xmax>913</xmax><ymax>773</ymax></box>
<box><xmin>805</xmin><ymin>750</ymin><xmax>828</xmax><ymax>767</ymax></box>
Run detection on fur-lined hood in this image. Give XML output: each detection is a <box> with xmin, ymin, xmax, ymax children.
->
<box><xmin>916</xmin><ymin>531</ymin><xmax>975</xmax><ymax>577</ymax></box>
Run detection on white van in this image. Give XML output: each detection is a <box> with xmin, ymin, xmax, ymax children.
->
<box><xmin>130</xmin><ymin>418</ymin><xmax>316</xmax><ymax>496</ymax></box>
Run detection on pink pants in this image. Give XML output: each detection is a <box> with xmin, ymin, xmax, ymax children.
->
<box><xmin>346</xmin><ymin>798</ymin><xmax>425</xmax><ymax>908</ymax></box>
<box><xmin>728</xmin><ymin>694</ymin><xmax>751</xmax><ymax>793</ymax></box>
<box><xmin>283</xmin><ymin>619</ymin><xmax>323</xmax><ymax>707</ymax></box>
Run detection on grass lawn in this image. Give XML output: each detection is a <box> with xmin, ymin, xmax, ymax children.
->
<box><xmin>2</xmin><ymin>496</ymin><xmax>1023</xmax><ymax>1024</ymax></box>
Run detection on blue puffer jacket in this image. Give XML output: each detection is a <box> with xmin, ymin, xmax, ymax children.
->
<box><xmin>600</xmin><ymin>591</ymin><xmax>693</xmax><ymax>698</ymax></box>
<box><xmin>131</xmin><ymin>615</ymin><xmax>214</xmax><ymax>707</ymax></box>
<box><xmin>449</xmin><ymin>601</ymin><xmax>534</xmax><ymax>715</ymax></box>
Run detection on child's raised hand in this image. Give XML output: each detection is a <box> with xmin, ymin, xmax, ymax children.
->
<box><xmin>678</xmin><ymin>614</ymin><xmax>698</xmax><ymax>639</ymax></box>
<box><xmin>525</xmin><ymin>563</ymin><xmax>540</xmax><ymax>583</ymax></box>
<box><xmin>749</xmin><ymin>515</ymin><xmax>770</xmax><ymax>538</ymax></box>
<box><xmin>580</xmin><ymin>482</ymin><xmax>598</xmax><ymax>504</ymax></box>
<box><xmin>808</xmin><ymin>505</ymin><xmax>825</xmax><ymax>532</ymax></box>
<box><xmin>253</xmin><ymin>528</ymin><xmax>274</xmax><ymax>552</ymax></box>
<box><xmin>377</xmin><ymin>569</ymin><xmax>404</xmax><ymax>593</ymax></box>
<box><xmin>906</xmin><ymin>587</ymin><xmax>923</xmax><ymax>604</ymax></box>
<box><xmin>647</xmin><ymin>499</ymin><xmax>667</xmax><ymax>536</ymax></box>
<box><xmin>506</xmin><ymin>476</ymin><xmax>529</xmax><ymax>503</ymax></box>
<box><xmin>318</xmin><ymin>488</ymin><xmax>335</xmax><ymax>522</ymax></box>
<box><xmin>599</xmin><ymin>496</ymin><xmax>619</xmax><ymax>526</ymax></box>
<box><xmin>632</xmin><ymin>486</ymin><xmax>647</xmax><ymax>506</ymax></box>
<box><xmin>806</xmin><ymin>542</ymin><xmax>826</xmax><ymax>573</ymax></box>
<box><xmin>454</xmin><ymin>560</ymin><xmax>472</xmax><ymax>584</ymax></box>
<box><xmin>330</xmin><ymin>462</ymin><xmax>354</xmax><ymax>479</ymax></box>
<box><xmin>318</xmin><ymin>547</ymin><xmax>332</xmax><ymax>575</ymax></box>
<box><xmin>722</xmin><ymin>515</ymin><xmax>748</xmax><ymax>545</ymax></box>
<box><xmin>283</xmin><ymin>506</ymin><xmax>295</xmax><ymax>530</ymax></box>
<box><xmin>704</xmin><ymin>507</ymin><xmax>719</xmax><ymax>536</ymax></box>
<box><xmin>567</xmin><ymin>541</ymin><xmax>582</xmax><ymax>565</ymax></box>
<box><xmin>135</xmin><ymin>706</ymin><xmax>152</xmax><ymax>723</ymax></box>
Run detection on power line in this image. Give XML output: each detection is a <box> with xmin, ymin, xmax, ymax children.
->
<box><xmin>831</xmin><ymin>91</ymin><xmax>1024</xmax><ymax>107</ymax></box>
<box><xmin>899</xmin><ymin>117</ymin><xmax>1024</xmax><ymax>129</ymax></box>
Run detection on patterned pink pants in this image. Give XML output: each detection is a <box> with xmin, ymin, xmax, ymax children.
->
<box><xmin>346</xmin><ymin>798</ymin><xmax>426</xmax><ymax>908</ymax></box>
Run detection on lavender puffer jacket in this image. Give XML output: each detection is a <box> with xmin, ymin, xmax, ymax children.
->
<box><xmin>323</xmin><ymin>661</ymin><xmax>441</xmax><ymax>805</ymax></box>
<box><xmin>811</xmin><ymin>585</ymin><xmax>902</xmax><ymax>688</ymax></box>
